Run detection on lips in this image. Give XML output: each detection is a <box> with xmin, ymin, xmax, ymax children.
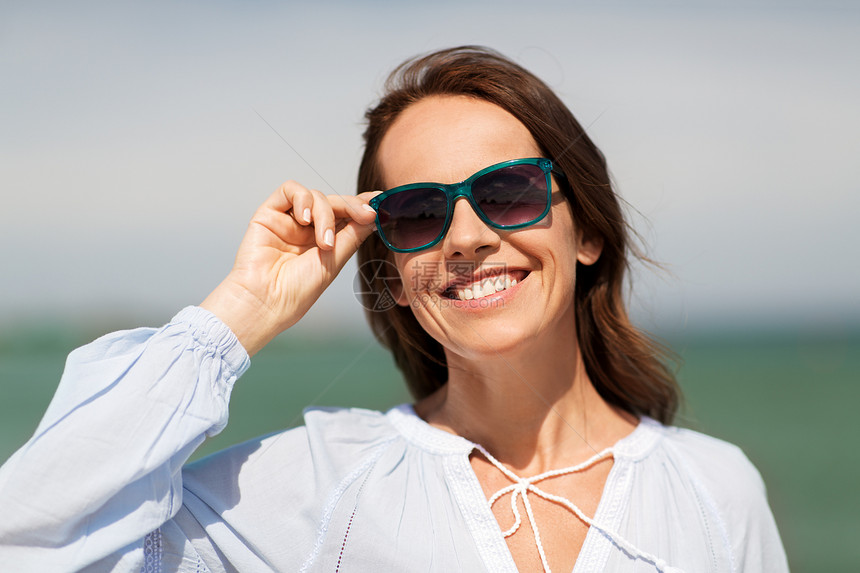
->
<box><xmin>441</xmin><ymin>268</ymin><xmax>529</xmax><ymax>300</ymax></box>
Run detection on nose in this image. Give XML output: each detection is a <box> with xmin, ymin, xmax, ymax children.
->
<box><xmin>441</xmin><ymin>197</ymin><xmax>501</xmax><ymax>258</ymax></box>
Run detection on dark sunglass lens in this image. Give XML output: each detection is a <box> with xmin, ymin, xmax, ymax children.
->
<box><xmin>472</xmin><ymin>165</ymin><xmax>549</xmax><ymax>226</ymax></box>
<box><xmin>377</xmin><ymin>188</ymin><xmax>448</xmax><ymax>250</ymax></box>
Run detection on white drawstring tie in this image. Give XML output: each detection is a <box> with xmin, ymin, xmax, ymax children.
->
<box><xmin>475</xmin><ymin>444</ymin><xmax>685</xmax><ymax>573</ymax></box>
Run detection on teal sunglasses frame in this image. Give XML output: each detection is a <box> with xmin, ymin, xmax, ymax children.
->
<box><xmin>369</xmin><ymin>157</ymin><xmax>564</xmax><ymax>253</ymax></box>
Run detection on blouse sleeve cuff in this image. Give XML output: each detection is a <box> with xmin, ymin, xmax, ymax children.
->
<box><xmin>170</xmin><ymin>306</ymin><xmax>252</xmax><ymax>380</ymax></box>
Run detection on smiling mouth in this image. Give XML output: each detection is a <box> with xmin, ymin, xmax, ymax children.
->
<box><xmin>441</xmin><ymin>271</ymin><xmax>529</xmax><ymax>301</ymax></box>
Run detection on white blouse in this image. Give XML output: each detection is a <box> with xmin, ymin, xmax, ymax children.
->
<box><xmin>0</xmin><ymin>307</ymin><xmax>789</xmax><ymax>572</ymax></box>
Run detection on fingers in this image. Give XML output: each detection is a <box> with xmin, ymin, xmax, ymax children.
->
<box><xmin>328</xmin><ymin>193</ymin><xmax>379</xmax><ymax>224</ymax></box>
<box><xmin>328</xmin><ymin>217</ymin><xmax>378</xmax><ymax>271</ymax></box>
<box><xmin>259</xmin><ymin>181</ymin><xmax>379</xmax><ymax>251</ymax></box>
<box><xmin>321</xmin><ymin>193</ymin><xmax>383</xmax><ymax>276</ymax></box>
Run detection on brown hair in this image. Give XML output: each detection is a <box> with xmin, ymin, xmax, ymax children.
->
<box><xmin>356</xmin><ymin>46</ymin><xmax>680</xmax><ymax>424</ymax></box>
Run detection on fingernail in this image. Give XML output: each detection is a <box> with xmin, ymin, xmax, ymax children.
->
<box><xmin>324</xmin><ymin>229</ymin><xmax>334</xmax><ymax>247</ymax></box>
<box><xmin>361</xmin><ymin>204</ymin><xmax>376</xmax><ymax>213</ymax></box>
<box><xmin>302</xmin><ymin>208</ymin><xmax>311</xmax><ymax>223</ymax></box>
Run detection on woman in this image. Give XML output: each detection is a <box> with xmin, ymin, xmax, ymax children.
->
<box><xmin>0</xmin><ymin>47</ymin><xmax>787</xmax><ymax>572</ymax></box>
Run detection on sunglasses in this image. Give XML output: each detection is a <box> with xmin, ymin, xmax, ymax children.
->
<box><xmin>369</xmin><ymin>158</ymin><xmax>564</xmax><ymax>253</ymax></box>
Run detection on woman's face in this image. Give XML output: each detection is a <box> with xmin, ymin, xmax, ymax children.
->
<box><xmin>376</xmin><ymin>95</ymin><xmax>601</xmax><ymax>361</ymax></box>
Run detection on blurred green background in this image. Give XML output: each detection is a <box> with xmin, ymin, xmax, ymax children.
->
<box><xmin>1</xmin><ymin>325</ymin><xmax>858</xmax><ymax>572</ymax></box>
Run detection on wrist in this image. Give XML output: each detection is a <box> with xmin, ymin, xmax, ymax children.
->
<box><xmin>200</xmin><ymin>278</ymin><xmax>281</xmax><ymax>357</ymax></box>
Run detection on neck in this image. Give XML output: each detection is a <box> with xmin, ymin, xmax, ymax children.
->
<box><xmin>414</xmin><ymin>326</ymin><xmax>637</xmax><ymax>474</ymax></box>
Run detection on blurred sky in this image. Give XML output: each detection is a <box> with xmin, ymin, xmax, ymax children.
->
<box><xmin>1</xmin><ymin>0</ymin><xmax>858</xmax><ymax>336</ymax></box>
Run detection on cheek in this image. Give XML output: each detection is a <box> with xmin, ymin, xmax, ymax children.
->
<box><xmin>394</xmin><ymin>253</ymin><xmax>447</xmax><ymax>295</ymax></box>
<box><xmin>392</xmin><ymin>254</ymin><xmax>452</xmax><ymax>329</ymax></box>
<box><xmin>538</xmin><ymin>217</ymin><xmax>580</xmax><ymax>290</ymax></box>
<box><xmin>393</xmin><ymin>253</ymin><xmax>414</xmax><ymax>294</ymax></box>
<box><xmin>551</xmin><ymin>207</ymin><xmax>580</xmax><ymax>263</ymax></box>
<box><xmin>392</xmin><ymin>253</ymin><xmax>437</xmax><ymax>307</ymax></box>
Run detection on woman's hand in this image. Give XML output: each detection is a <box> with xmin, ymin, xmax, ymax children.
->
<box><xmin>200</xmin><ymin>181</ymin><xmax>379</xmax><ymax>356</ymax></box>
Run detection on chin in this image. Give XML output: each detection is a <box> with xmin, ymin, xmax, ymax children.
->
<box><xmin>441</xmin><ymin>323</ymin><xmax>542</xmax><ymax>361</ymax></box>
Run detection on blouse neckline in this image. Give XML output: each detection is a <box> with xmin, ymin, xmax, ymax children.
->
<box><xmin>385</xmin><ymin>403</ymin><xmax>667</xmax><ymax>572</ymax></box>
<box><xmin>386</xmin><ymin>403</ymin><xmax>663</xmax><ymax>462</ymax></box>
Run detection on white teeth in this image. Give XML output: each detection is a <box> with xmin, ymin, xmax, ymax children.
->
<box><xmin>454</xmin><ymin>274</ymin><xmax>520</xmax><ymax>301</ymax></box>
<box><xmin>472</xmin><ymin>283</ymin><xmax>483</xmax><ymax>299</ymax></box>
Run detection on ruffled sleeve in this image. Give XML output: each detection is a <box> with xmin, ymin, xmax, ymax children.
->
<box><xmin>0</xmin><ymin>306</ymin><xmax>250</xmax><ymax>572</ymax></box>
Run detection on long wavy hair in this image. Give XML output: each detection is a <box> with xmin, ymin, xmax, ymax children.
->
<box><xmin>356</xmin><ymin>46</ymin><xmax>680</xmax><ymax>424</ymax></box>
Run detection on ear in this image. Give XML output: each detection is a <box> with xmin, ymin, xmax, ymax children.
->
<box><xmin>576</xmin><ymin>231</ymin><xmax>603</xmax><ymax>266</ymax></box>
